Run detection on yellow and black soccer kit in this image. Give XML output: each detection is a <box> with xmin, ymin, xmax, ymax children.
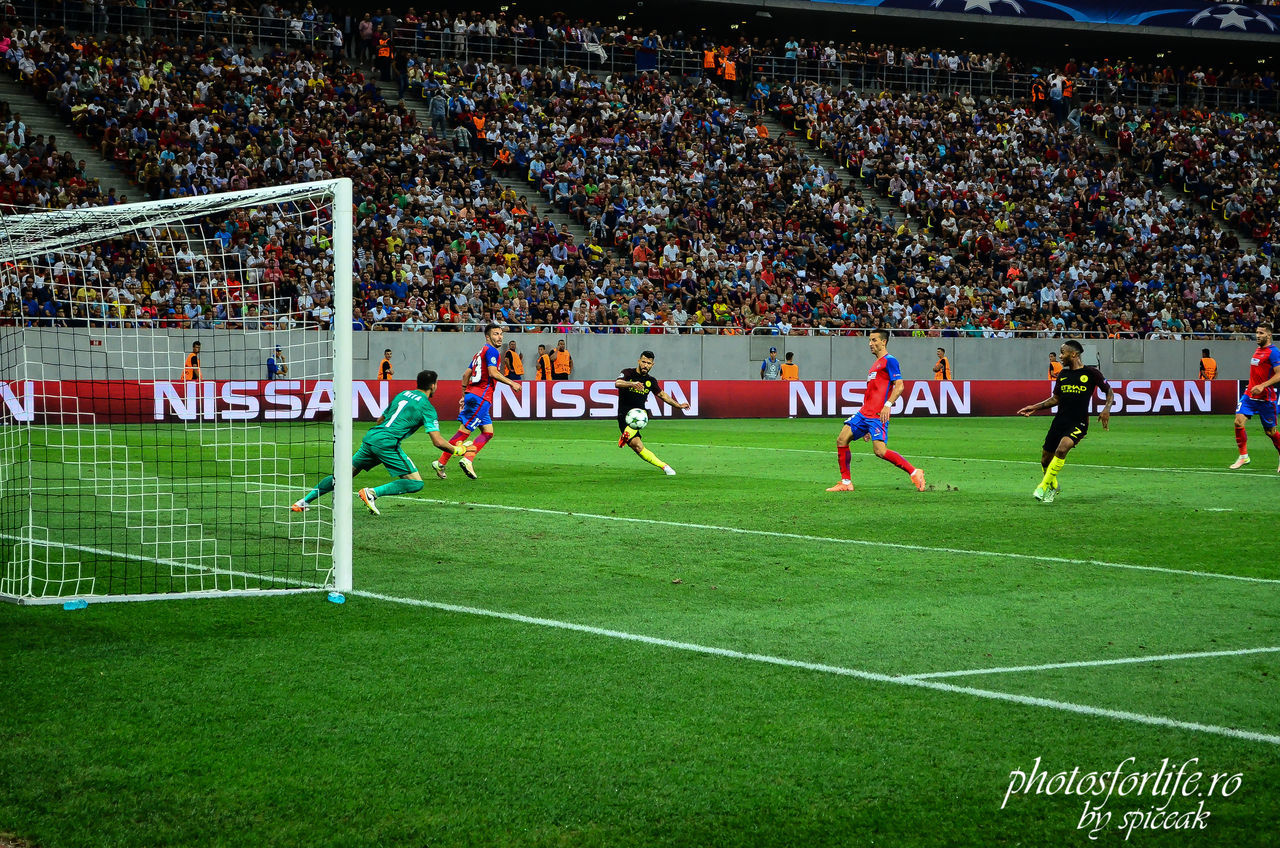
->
<box><xmin>1043</xmin><ymin>366</ymin><xmax>1109</xmax><ymax>452</ymax></box>
<box><xmin>616</xmin><ymin>367</ymin><xmax>658</xmax><ymax>435</ymax></box>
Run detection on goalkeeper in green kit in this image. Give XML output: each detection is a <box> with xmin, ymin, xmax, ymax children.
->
<box><xmin>292</xmin><ymin>369</ymin><xmax>469</xmax><ymax>515</ymax></box>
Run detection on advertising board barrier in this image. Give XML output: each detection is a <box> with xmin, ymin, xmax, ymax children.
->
<box><xmin>0</xmin><ymin>380</ymin><xmax>1241</xmax><ymax>423</ymax></box>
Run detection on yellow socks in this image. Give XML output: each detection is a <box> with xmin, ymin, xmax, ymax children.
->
<box><xmin>638</xmin><ymin>447</ymin><xmax>666</xmax><ymax>469</ymax></box>
<box><xmin>1040</xmin><ymin>456</ymin><xmax>1066</xmax><ymax>488</ymax></box>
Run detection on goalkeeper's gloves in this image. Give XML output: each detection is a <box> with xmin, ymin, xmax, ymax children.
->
<box><xmin>452</xmin><ymin>441</ymin><xmax>474</xmax><ymax>456</ymax></box>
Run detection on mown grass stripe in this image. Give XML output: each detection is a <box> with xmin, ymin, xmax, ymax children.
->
<box><xmin>414</xmin><ymin>498</ymin><xmax>1280</xmax><ymax>586</ymax></box>
<box><xmin>349</xmin><ymin>587</ymin><xmax>1280</xmax><ymax>747</ymax></box>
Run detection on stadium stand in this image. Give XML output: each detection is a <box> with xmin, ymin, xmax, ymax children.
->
<box><xmin>0</xmin><ymin>2</ymin><xmax>1277</xmax><ymax>336</ymax></box>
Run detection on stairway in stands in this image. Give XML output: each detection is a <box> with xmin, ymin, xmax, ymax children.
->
<box><xmin>748</xmin><ymin>106</ymin><xmax>915</xmax><ymax>234</ymax></box>
<box><xmin>0</xmin><ymin>76</ymin><xmax>138</xmax><ymax>202</ymax></box>
<box><xmin>372</xmin><ymin>79</ymin><xmax>595</xmax><ymax>248</ymax></box>
<box><xmin>1087</xmin><ymin>122</ymin><xmax>1261</xmax><ymax>253</ymax></box>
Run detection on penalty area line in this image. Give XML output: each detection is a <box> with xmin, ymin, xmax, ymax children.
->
<box><xmin>346</xmin><ymin>586</ymin><xmax>1280</xmax><ymax>747</ymax></box>
<box><xmin>413</xmin><ymin>499</ymin><xmax>1280</xmax><ymax>586</ymax></box>
<box><xmin>905</xmin><ymin>645</ymin><xmax>1280</xmax><ymax>680</ymax></box>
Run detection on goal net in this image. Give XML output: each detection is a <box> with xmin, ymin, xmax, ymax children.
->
<box><xmin>0</xmin><ymin>179</ymin><xmax>353</xmax><ymax>604</ymax></box>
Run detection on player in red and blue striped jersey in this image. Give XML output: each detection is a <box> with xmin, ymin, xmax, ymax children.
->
<box><xmin>827</xmin><ymin>329</ymin><xmax>926</xmax><ymax>493</ymax></box>
<box><xmin>435</xmin><ymin>324</ymin><xmax>523</xmax><ymax>480</ymax></box>
<box><xmin>1230</xmin><ymin>325</ymin><xmax>1280</xmax><ymax>471</ymax></box>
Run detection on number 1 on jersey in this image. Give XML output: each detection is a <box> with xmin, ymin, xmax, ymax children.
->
<box><xmin>382</xmin><ymin>399</ymin><xmax>409</xmax><ymax>428</ymax></box>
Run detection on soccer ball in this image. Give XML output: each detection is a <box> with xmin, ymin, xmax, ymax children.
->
<box><xmin>625</xmin><ymin>408</ymin><xmax>649</xmax><ymax>430</ymax></box>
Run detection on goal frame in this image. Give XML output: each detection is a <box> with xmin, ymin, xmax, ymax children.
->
<box><xmin>0</xmin><ymin>178</ymin><xmax>353</xmax><ymax>604</ymax></box>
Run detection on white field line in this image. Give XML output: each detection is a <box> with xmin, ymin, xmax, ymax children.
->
<box><xmin>905</xmin><ymin>646</ymin><xmax>1280</xmax><ymax>680</ymax></box>
<box><xmin>343</xmin><ymin>587</ymin><xmax>1280</xmax><ymax>747</ymax></box>
<box><xmin>0</xmin><ymin>533</ymin><xmax>325</xmax><ymax>597</ymax></box>
<box><xmin>31</xmin><ymin>480</ymin><xmax>304</xmax><ymax>494</ymax></box>
<box><xmin>413</xmin><ymin>498</ymin><xmax>1280</xmax><ymax>586</ymax></box>
<box><xmin>7</xmin><ymin>534</ymin><xmax>1276</xmax><ymax>746</ymax></box>
<box><xmin>29</xmin><ymin>484</ymin><xmax>1268</xmax><ymax>584</ymax></box>
<box><xmin>530</xmin><ymin>437</ymin><xmax>1254</xmax><ymax>477</ymax></box>
<box><xmin>29</xmin><ymin>481</ymin><xmax>309</xmax><ymax>511</ymax></box>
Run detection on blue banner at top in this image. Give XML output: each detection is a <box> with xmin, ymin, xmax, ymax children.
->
<box><xmin>812</xmin><ymin>0</ymin><xmax>1280</xmax><ymax>35</ymax></box>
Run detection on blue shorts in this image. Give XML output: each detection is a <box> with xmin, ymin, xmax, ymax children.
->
<box><xmin>458</xmin><ymin>394</ymin><xmax>493</xmax><ymax>430</ymax></box>
<box><xmin>1236</xmin><ymin>394</ymin><xmax>1277</xmax><ymax>429</ymax></box>
<box><xmin>844</xmin><ymin>412</ymin><xmax>888</xmax><ymax>443</ymax></box>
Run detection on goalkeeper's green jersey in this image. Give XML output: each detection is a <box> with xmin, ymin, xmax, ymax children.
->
<box><xmin>364</xmin><ymin>389</ymin><xmax>439</xmax><ymax>445</ymax></box>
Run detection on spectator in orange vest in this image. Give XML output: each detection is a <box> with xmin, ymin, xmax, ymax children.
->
<box><xmin>1047</xmin><ymin>352</ymin><xmax>1063</xmax><ymax>380</ymax></box>
<box><xmin>1199</xmin><ymin>349</ymin><xmax>1217</xmax><ymax>380</ymax></box>
<box><xmin>781</xmin><ymin>352</ymin><xmax>799</xmax><ymax>381</ymax></box>
<box><xmin>535</xmin><ymin>344</ymin><xmax>553</xmax><ymax>379</ymax></box>
<box><xmin>1030</xmin><ymin>77</ymin><xmax>1047</xmax><ymax>104</ymax></box>
<box><xmin>492</xmin><ymin>146</ymin><xmax>513</xmax><ymax>176</ymax></box>
<box><xmin>502</xmin><ymin>341</ymin><xmax>524</xmax><ymax>380</ymax></box>
<box><xmin>375</xmin><ymin>35</ymin><xmax>392</xmax><ymax>82</ymax></box>
<box><xmin>552</xmin><ymin>339</ymin><xmax>573</xmax><ymax>380</ymax></box>
<box><xmin>182</xmin><ymin>340</ymin><xmax>201</xmax><ymax>381</ymax></box>
<box><xmin>933</xmin><ymin>348</ymin><xmax>951</xmax><ymax>381</ymax></box>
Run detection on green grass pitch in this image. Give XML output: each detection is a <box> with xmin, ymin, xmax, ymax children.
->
<box><xmin>2</xmin><ymin>416</ymin><xmax>1278</xmax><ymax>847</ymax></box>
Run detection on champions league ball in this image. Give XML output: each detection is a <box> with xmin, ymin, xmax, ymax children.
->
<box><xmin>625</xmin><ymin>409</ymin><xmax>650</xmax><ymax>430</ymax></box>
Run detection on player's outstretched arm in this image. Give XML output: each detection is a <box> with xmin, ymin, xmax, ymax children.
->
<box><xmin>429</xmin><ymin>431</ymin><xmax>471</xmax><ymax>454</ymax></box>
<box><xmin>657</xmin><ymin>391</ymin><xmax>690</xmax><ymax>410</ymax></box>
<box><xmin>488</xmin><ymin>363</ymin><xmax>522</xmax><ymax>391</ymax></box>
<box><xmin>1017</xmin><ymin>394</ymin><xmax>1059</xmax><ymax>416</ymax></box>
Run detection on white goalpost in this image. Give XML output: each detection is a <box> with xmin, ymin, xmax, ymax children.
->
<box><xmin>0</xmin><ymin>178</ymin><xmax>353</xmax><ymax>604</ymax></box>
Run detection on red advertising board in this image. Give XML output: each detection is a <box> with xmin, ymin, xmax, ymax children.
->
<box><xmin>0</xmin><ymin>379</ymin><xmax>1241</xmax><ymax>424</ymax></box>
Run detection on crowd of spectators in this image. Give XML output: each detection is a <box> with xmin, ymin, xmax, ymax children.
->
<box><xmin>771</xmin><ymin>78</ymin><xmax>1276</xmax><ymax>337</ymax></box>
<box><xmin>1</xmin><ymin>103</ymin><xmax>118</xmax><ymax>209</ymax></box>
<box><xmin>381</xmin><ymin>8</ymin><xmax>1280</xmax><ymax>107</ymax></box>
<box><xmin>0</xmin><ymin>18</ymin><xmax>650</xmax><ymax>332</ymax></box>
<box><xmin>406</xmin><ymin>53</ymin><xmax>922</xmax><ymax>334</ymax></box>
<box><xmin>1101</xmin><ymin>102</ymin><xmax>1279</xmax><ymax>245</ymax></box>
<box><xmin>402</xmin><ymin>34</ymin><xmax>1280</xmax><ymax>337</ymax></box>
<box><xmin>0</xmin><ymin>2</ymin><xmax>1278</xmax><ymax>337</ymax></box>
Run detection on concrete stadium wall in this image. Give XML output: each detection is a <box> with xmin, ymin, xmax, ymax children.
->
<box><xmin>7</xmin><ymin>329</ymin><xmax>1257</xmax><ymax>383</ymax></box>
